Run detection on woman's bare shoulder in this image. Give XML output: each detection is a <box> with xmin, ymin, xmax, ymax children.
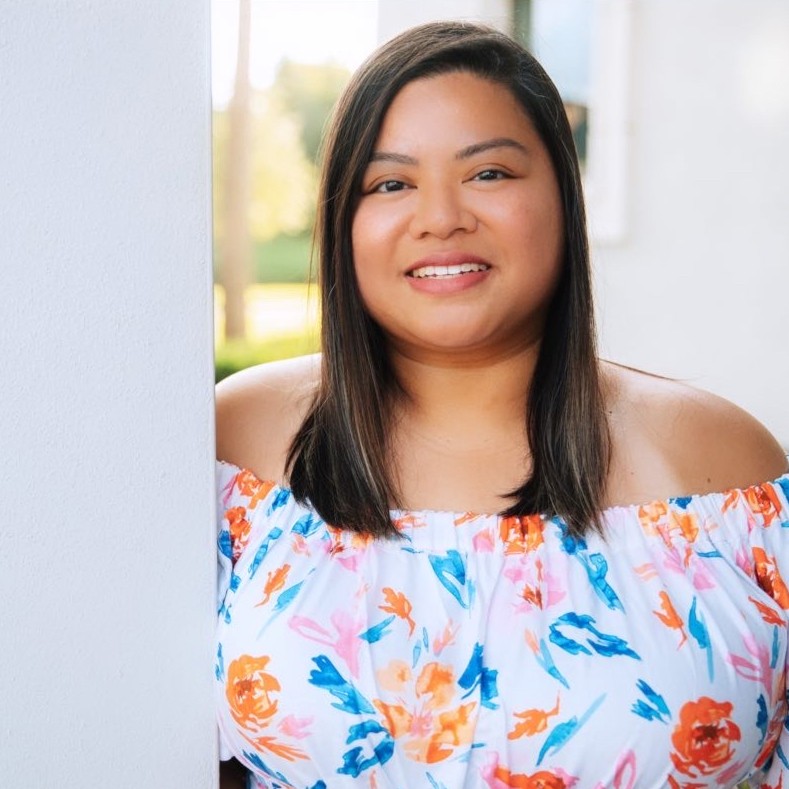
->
<box><xmin>215</xmin><ymin>353</ymin><xmax>321</xmax><ymax>482</ymax></box>
<box><xmin>602</xmin><ymin>360</ymin><xmax>787</xmax><ymax>505</ymax></box>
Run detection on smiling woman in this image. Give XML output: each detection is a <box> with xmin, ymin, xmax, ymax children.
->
<box><xmin>215</xmin><ymin>20</ymin><xmax>789</xmax><ymax>789</ymax></box>
<box><xmin>352</xmin><ymin>72</ymin><xmax>563</xmax><ymax>363</ymax></box>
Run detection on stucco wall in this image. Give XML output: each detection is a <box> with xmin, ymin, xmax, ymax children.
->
<box><xmin>0</xmin><ymin>3</ymin><xmax>216</xmax><ymax>787</ymax></box>
<box><xmin>592</xmin><ymin>0</ymin><xmax>789</xmax><ymax>446</ymax></box>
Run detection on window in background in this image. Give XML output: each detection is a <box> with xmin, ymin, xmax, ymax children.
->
<box><xmin>512</xmin><ymin>0</ymin><xmax>631</xmax><ymax>242</ymax></box>
<box><xmin>513</xmin><ymin>0</ymin><xmax>592</xmax><ymax>170</ymax></box>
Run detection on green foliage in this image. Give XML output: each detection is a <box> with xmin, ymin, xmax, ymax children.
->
<box><xmin>215</xmin><ymin>334</ymin><xmax>320</xmax><ymax>383</ymax></box>
<box><xmin>213</xmin><ymin>59</ymin><xmax>349</xmax><ymax>290</ymax></box>
<box><xmin>273</xmin><ymin>59</ymin><xmax>351</xmax><ymax>163</ymax></box>
<box><xmin>212</xmin><ymin>92</ymin><xmax>317</xmax><ymax>245</ymax></box>
<box><xmin>254</xmin><ymin>233</ymin><xmax>315</xmax><ymax>283</ymax></box>
<box><xmin>214</xmin><ymin>232</ymin><xmax>315</xmax><ymax>284</ymax></box>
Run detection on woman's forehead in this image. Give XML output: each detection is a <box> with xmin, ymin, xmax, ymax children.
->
<box><xmin>372</xmin><ymin>72</ymin><xmax>541</xmax><ymax>158</ymax></box>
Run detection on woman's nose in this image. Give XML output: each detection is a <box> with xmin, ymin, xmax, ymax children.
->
<box><xmin>407</xmin><ymin>184</ymin><xmax>477</xmax><ymax>239</ymax></box>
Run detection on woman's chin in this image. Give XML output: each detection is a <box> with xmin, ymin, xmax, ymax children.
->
<box><xmin>388</xmin><ymin>329</ymin><xmax>529</xmax><ymax>364</ymax></box>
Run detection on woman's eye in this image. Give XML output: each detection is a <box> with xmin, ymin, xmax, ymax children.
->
<box><xmin>372</xmin><ymin>179</ymin><xmax>407</xmax><ymax>193</ymax></box>
<box><xmin>473</xmin><ymin>169</ymin><xmax>508</xmax><ymax>182</ymax></box>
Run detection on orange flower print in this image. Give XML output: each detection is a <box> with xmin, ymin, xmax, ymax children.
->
<box><xmin>379</xmin><ymin>587</ymin><xmax>416</xmax><ymax>636</ymax></box>
<box><xmin>499</xmin><ymin>515</ymin><xmax>545</xmax><ymax>555</ymax></box>
<box><xmin>748</xmin><ymin>595</ymin><xmax>785</xmax><ymax>626</ymax></box>
<box><xmin>637</xmin><ymin>500</ymin><xmax>669</xmax><ymax>534</ymax></box>
<box><xmin>256</xmin><ymin>563</ymin><xmax>291</xmax><ymax>607</ymax></box>
<box><xmin>492</xmin><ymin>766</ymin><xmax>567</xmax><ymax>788</ymax></box>
<box><xmin>653</xmin><ymin>591</ymin><xmax>687</xmax><ymax>647</ymax></box>
<box><xmin>234</xmin><ymin>469</ymin><xmax>273</xmax><ymax>509</ymax></box>
<box><xmin>670</xmin><ymin>511</ymin><xmax>699</xmax><ymax>544</ymax></box>
<box><xmin>724</xmin><ymin>482</ymin><xmax>783</xmax><ymax>525</ymax></box>
<box><xmin>226</xmin><ymin>654</ymin><xmax>281</xmax><ymax>730</ymax></box>
<box><xmin>226</xmin><ymin>506</ymin><xmax>251</xmax><ymax>562</ymax></box>
<box><xmin>638</xmin><ymin>502</ymin><xmax>700</xmax><ymax>545</ymax></box>
<box><xmin>416</xmin><ymin>662</ymin><xmax>456</xmax><ymax>710</ymax></box>
<box><xmin>670</xmin><ymin>697</ymin><xmax>741</xmax><ymax>777</ymax></box>
<box><xmin>427</xmin><ymin>702</ymin><xmax>476</xmax><ymax>763</ymax></box>
<box><xmin>455</xmin><ymin>511</ymin><xmax>480</xmax><ymax>526</ymax></box>
<box><xmin>744</xmin><ymin>484</ymin><xmax>783</xmax><ymax>526</ymax></box>
<box><xmin>507</xmin><ymin>695</ymin><xmax>561</xmax><ymax>740</ymax></box>
<box><xmin>753</xmin><ymin>547</ymin><xmax>789</xmax><ymax>609</ymax></box>
<box><xmin>326</xmin><ymin>526</ymin><xmax>373</xmax><ymax>570</ymax></box>
<box><xmin>373</xmin><ymin>659</ymin><xmax>477</xmax><ymax>763</ymax></box>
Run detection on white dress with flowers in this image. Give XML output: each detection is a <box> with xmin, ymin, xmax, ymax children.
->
<box><xmin>216</xmin><ymin>460</ymin><xmax>789</xmax><ymax>789</ymax></box>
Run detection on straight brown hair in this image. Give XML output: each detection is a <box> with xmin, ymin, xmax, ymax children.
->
<box><xmin>287</xmin><ymin>21</ymin><xmax>610</xmax><ymax>539</ymax></box>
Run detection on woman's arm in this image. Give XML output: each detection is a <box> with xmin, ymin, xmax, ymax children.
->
<box><xmin>219</xmin><ymin>758</ymin><xmax>248</xmax><ymax>789</ymax></box>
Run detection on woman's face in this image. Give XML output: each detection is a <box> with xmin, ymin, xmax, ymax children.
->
<box><xmin>351</xmin><ymin>70</ymin><xmax>565</xmax><ymax>363</ymax></box>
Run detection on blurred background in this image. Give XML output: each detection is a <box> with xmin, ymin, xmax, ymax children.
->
<box><xmin>211</xmin><ymin>0</ymin><xmax>789</xmax><ymax>444</ymax></box>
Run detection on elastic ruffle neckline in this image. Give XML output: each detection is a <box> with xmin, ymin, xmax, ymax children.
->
<box><xmin>217</xmin><ymin>459</ymin><xmax>789</xmax><ymax>552</ymax></box>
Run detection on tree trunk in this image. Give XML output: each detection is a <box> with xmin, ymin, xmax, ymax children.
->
<box><xmin>220</xmin><ymin>0</ymin><xmax>252</xmax><ymax>341</ymax></box>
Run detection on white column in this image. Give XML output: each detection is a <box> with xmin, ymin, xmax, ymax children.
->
<box><xmin>0</xmin><ymin>2</ymin><xmax>216</xmax><ymax>787</ymax></box>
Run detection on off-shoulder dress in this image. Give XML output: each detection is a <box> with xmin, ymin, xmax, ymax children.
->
<box><xmin>216</xmin><ymin>460</ymin><xmax>789</xmax><ymax>789</ymax></box>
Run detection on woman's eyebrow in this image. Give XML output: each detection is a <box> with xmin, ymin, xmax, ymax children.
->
<box><xmin>369</xmin><ymin>151</ymin><xmax>418</xmax><ymax>165</ymax></box>
<box><xmin>369</xmin><ymin>138</ymin><xmax>529</xmax><ymax>166</ymax></box>
<box><xmin>455</xmin><ymin>137</ymin><xmax>529</xmax><ymax>160</ymax></box>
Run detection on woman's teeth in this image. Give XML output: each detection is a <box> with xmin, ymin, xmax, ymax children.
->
<box><xmin>410</xmin><ymin>263</ymin><xmax>489</xmax><ymax>278</ymax></box>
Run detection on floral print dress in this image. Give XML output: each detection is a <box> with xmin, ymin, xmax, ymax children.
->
<box><xmin>216</xmin><ymin>460</ymin><xmax>789</xmax><ymax>789</ymax></box>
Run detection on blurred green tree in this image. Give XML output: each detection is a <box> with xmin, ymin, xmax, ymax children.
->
<box><xmin>215</xmin><ymin>49</ymin><xmax>350</xmax><ymax>345</ymax></box>
<box><xmin>214</xmin><ymin>95</ymin><xmax>316</xmax><ymax>246</ymax></box>
<box><xmin>272</xmin><ymin>59</ymin><xmax>351</xmax><ymax>163</ymax></box>
<box><xmin>214</xmin><ymin>63</ymin><xmax>318</xmax><ymax>338</ymax></box>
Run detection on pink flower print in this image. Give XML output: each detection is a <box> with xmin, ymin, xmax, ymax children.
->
<box><xmin>662</xmin><ymin>544</ymin><xmax>715</xmax><ymax>590</ymax></box>
<box><xmin>288</xmin><ymin>608</ymin><xmax>365</xmax><ymax>678</ymax></box>
<box><xmin>727</xmin><ymin>634</ymin><xmax>776</xmax><ymax>694</ymax></box>
<box><xmin>432</xmin><ymin>621</ymin><xmax>459</xmax><ymax>656</ymax></box>
<box><xmin>506</xmin><ymin>557</ymin><xmax>566</xmax><ymax>613</ymax></box>
<box><xmin>611</xmin><ymin>749</ymin><xmax>637</xmax><ymax>789</ymax></box>
<box><xmin>472</xmin><ymin>527</ymin><xmax>496</xmax><ymax>553</ymax></box>
<box><xmin>734</xmin><ymin>546</ymin><xmax>754</xmax><ymax>578</ymax></box>
<box><xmin>277</xmin><ymin>714</ymin><xmax>313</xmax><ymax>739</ymax></box>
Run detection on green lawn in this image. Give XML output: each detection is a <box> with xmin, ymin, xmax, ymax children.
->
<box><xmin>215</xmin><ymin>333</ymin><xmax>319</xmax><ymax>383</ymax></box>
<box><xmin>213</xmin><ymin>234</ymin><xmax>318</xmax><ymax>380</ymax></box>
<box><xmin>214</xmin><ymin>233</ymin><xmax>316</xmax><ymax>284</ymax></box>
<box><xmin>255</xmin><ymin>233</ymin><xmax>316</xmax><ymax>282</ymax></box>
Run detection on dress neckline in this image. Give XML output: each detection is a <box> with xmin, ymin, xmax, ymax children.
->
<box><xmin>217</xmin><ymin>459</ymin><xmax>789</xmax><ymax>522</ymax></box>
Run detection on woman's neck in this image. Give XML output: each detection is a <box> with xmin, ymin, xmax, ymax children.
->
<box><xmin>389</xmin><ymin>340</ymin><xmax>540</xmax><ymax>451</ymax></box>
<box><xmin>386</xmin><ymin>343</ymin><xmax>538</xmax><ymax>512</ymax></box>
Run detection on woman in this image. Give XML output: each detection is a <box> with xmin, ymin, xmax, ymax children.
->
<box><xmin>215</xmin><ymin>21</ymin><xmax>789</xmax><ymax>789</ymax></box>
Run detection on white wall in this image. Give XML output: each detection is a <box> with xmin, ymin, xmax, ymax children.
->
<box><xmin>593</xmin><ymin>0</ymin><xmax>789</xmax><ymax>446</ymax></box>
<box><xmin>0</xmin><ymin>3</ymin><xmax>216</xmax><ymax>788</ymax></box>
<box><xmin>378</xmin><ymin>0</ymin><xmax>511</xmax><ymax>39</ymax></box>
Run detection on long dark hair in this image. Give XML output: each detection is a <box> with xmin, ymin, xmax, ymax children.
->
<box><xmin>287</xmin><ymin>21</ymin><xmax>610</xmax><ymax>539</ymax></box>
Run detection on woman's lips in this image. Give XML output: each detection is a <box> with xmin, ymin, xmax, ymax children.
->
<box><xmin>406</xmin><ymin>252</ymin><xmax>491</xmax><ymax>277</ymax></box>
<box><xmin>405</xmin><ymin>253</ymin><xmax>492</xmax><ymax>294</ymax></box>
<box><xmin>409</xmin><ymin>261</ymin><xmax>490</xmax><ymax>278</ymax></box>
